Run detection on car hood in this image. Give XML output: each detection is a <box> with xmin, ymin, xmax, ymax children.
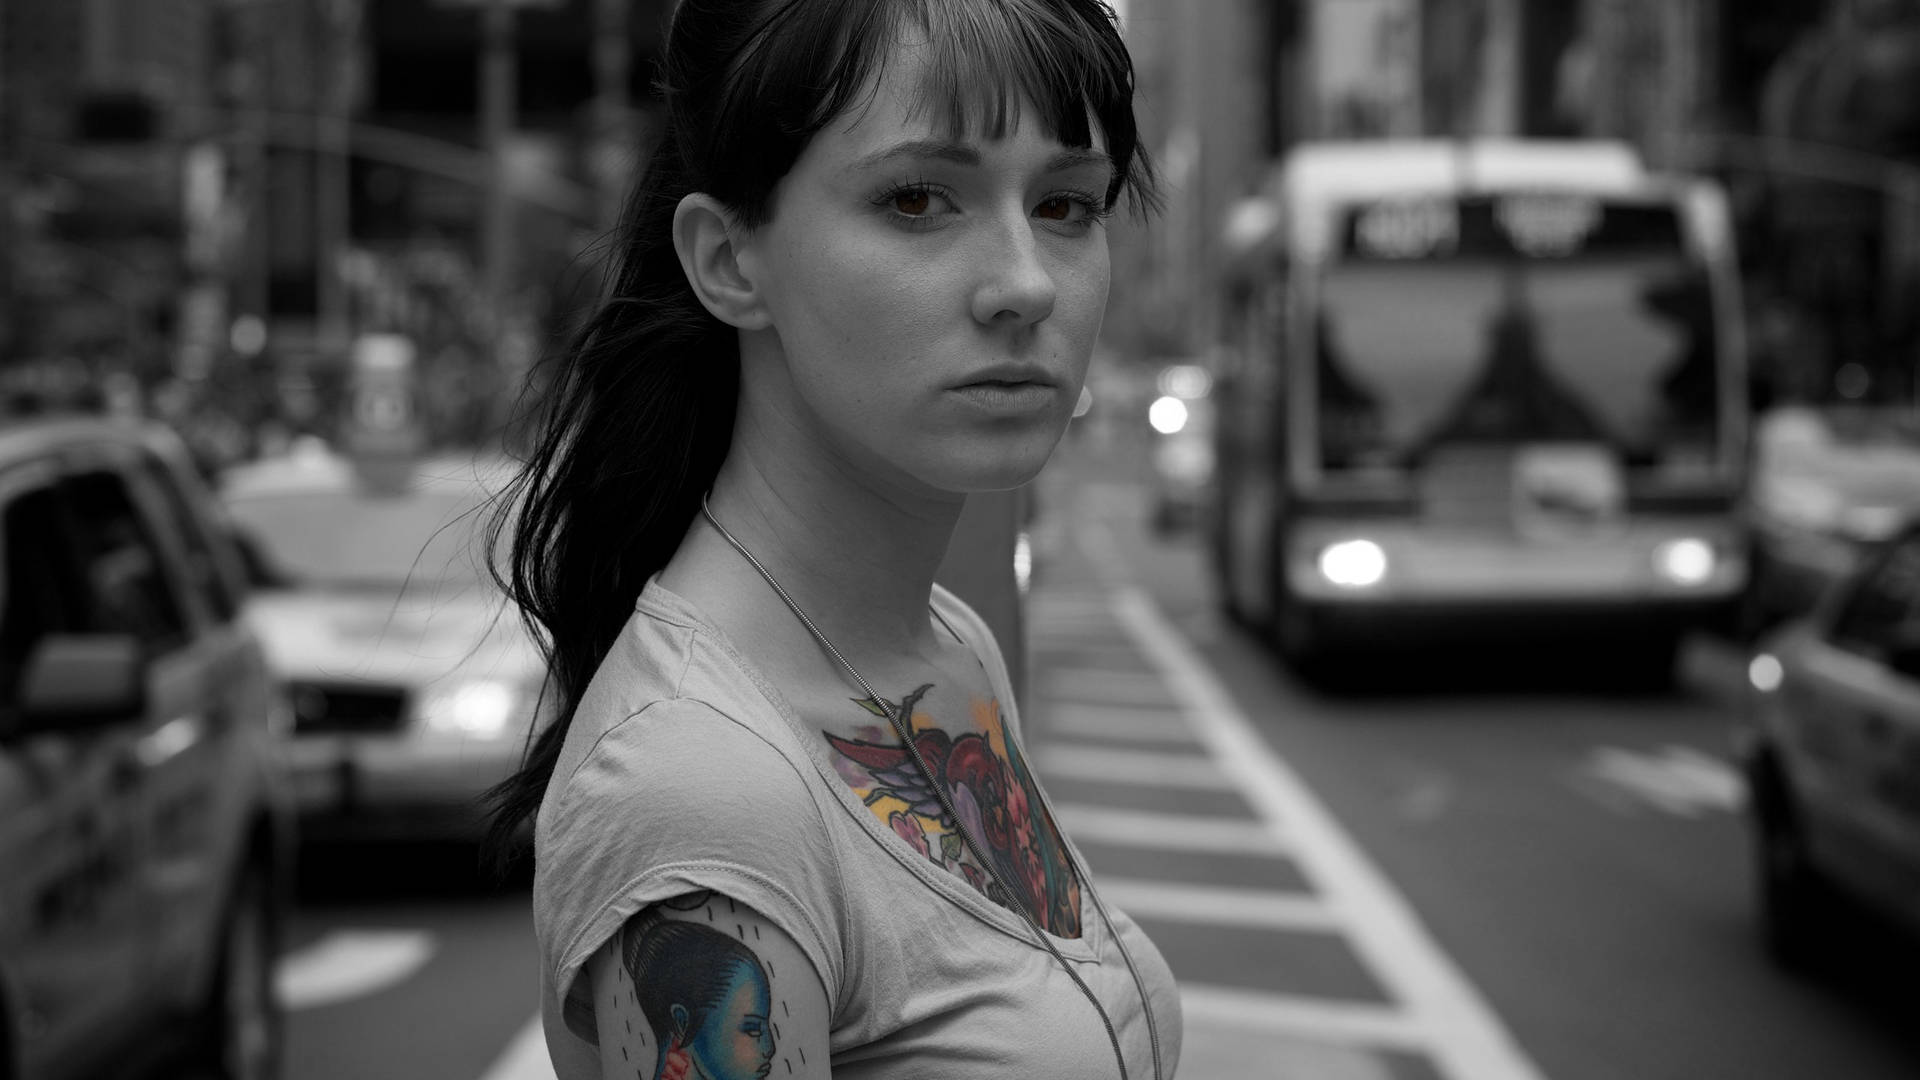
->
<box><xmin>243</xmin><ymin>588</ymin><xmax>545</xmax><ymax>689</ymax></box>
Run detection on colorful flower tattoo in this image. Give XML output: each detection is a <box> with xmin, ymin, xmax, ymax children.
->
<box><xmin>825</xmin><ymin>685</ymin><xmax>1083</xmax><ymax>938</ymax></box>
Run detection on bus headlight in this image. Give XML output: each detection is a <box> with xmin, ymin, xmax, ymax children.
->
<box><xmin>1318</xmin><ymin>539</ymin><xmax>1388</xmax><ymax>588</ymax></box>
<box><xmin>1653</xmin><ymin>538</ymin><xmax>1716</xmax><ymax>586</ymax></box>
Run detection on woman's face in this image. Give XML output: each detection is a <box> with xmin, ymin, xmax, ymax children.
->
<box><xmin>686</xmin><ymin>959</ymin><xmax>775</xmax><ymax>1079</ymax></box>
<box><xmin>732</xmin><ymin>40</ymin><xmax>1115</xmax><ymax>496</ymax></box>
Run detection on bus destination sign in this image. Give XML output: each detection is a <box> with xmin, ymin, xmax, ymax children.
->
<box><xmin>1341</xmin><ymin>194</ymin><xmax>1685</xmax><ymax>261</ymax></box>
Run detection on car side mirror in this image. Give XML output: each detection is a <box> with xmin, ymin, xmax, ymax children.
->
<box><xmin>8</xmin><ymin>634</ymin><xmax>147</xmax><ymax>737</ymax></box>
<box><xmin>227</xmin><ymin>525</ymin><xmax>284</xmax><ymax>590</ymax></box>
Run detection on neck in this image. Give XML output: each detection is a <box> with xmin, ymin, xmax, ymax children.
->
<box><xmin>686</xmin><ymin>435</ymin><xmax>965</xmax><ymax>661</ymax></box>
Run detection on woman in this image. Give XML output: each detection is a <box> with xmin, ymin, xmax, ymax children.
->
<box><xmin>486</xmin><ymin>1</ymin><xmax>1180</xmax><ymax>1076</ymax></box>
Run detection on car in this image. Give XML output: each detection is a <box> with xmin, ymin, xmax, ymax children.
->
<box><xmin>218</xmin><ymin>448</ymin><xmax>546</xmax><ymax>848</ymax></box>
<box><xmin>1742</xmin><ymin>403</ymin><xmax>1920</xmax><ymax>639</ymax></box>
<box><xmin>0</xmin><ymin>415</ymin><xmax>290</xmax><ymax>1080</ymax></box>
<box><xmin>1741</xmin><ymin>522</ymin><xmax>1920</xmax><ymax>969</ymax></box>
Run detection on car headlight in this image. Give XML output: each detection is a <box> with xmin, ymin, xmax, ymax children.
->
<box><xmin>1148</xmin><ymin>395</ymin><xmax>1189</xmax><ymax>435</ymax></box>
<box><xmin>1653</xmin><ymin>538</ymin><xmax>1716</xmax><ymax>586</ymax></box>
<box><xmin>418</xmin><ymin>680</ymin><xmax>519</xmax><ymax>739</ymax></box>
<box><xmin>1317</xmin><ymin>539</ymin><xmax>1387</xmax><ymax>589</ymax></box>
<box><xmin>1748</xmin><ymin>653</ymin><xmax>1784</xmax><ymax>694</ymax></box>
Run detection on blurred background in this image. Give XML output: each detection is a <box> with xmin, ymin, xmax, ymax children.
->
<box><xmin>5</xmin><ymin>1</ymin><xmax>1920</xmax><ymax>1079</ymax></box>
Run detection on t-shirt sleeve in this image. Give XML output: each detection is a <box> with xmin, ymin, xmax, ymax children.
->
<box><xmin>534</xmin><ymin>696</ymin><xmax>847</xmax><ymax>1047</ymax></box>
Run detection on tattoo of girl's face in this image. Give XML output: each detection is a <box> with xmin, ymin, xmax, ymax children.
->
<box><xmin>623</xmin><ymin>911</ymin><xmax>777</xmax><ymax>1080</ymax></box>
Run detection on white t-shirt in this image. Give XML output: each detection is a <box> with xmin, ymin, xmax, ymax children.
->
<box><xmin>533</xmin><ymin>578</ymin><xmax>1183</xmax><ymax>1079</ymax></box>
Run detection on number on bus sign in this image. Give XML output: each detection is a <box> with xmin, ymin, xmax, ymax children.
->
<box><xmin>1494</xmin><ymin>193</ymin><xmax>1602</xmax><ymax>257</ymax></box>
<box><xmin>1354</xmin><ymin>198</ymin><xmax>1459</xmax><ymax>260</ymax></box>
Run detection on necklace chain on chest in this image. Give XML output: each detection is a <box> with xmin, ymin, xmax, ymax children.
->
<box><xmin>700</xmin><ymin>494</ymin><xmax>1162</xmax><ymax>1080</ymax></box>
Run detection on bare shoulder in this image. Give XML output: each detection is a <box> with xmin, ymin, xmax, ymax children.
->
<box><xmin>585</xmin><ymin>891</ymin><xmax>832</xmax><ymax>1080</ymax></box>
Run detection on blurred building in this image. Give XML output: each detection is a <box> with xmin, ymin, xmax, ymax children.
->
<box><xmin>2</xmin><ymin>0</ymin><xmax>676</xmax><ymax>446</ymax></box>
<box><xmin>1120</xmin><ymin>0</ymin><xmax>1920</xmax><ymax>406</ymax></box>
<box><xmin>0</xmin><ymin>0</ymin><xmax>234</xmax><ymax>409</ymax></box>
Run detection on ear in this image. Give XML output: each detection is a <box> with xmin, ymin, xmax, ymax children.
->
<box><xmin>668</xmin><ymin>1003</ymin><xmax>692</xmax><ymax>1045</ymax></box>
<box><xmin>673</xmin><ymin>193</ymin><xmax>770</xmax><ymax>330</ymax></box>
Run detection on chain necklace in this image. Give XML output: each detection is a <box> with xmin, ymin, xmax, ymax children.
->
<box><xmin>701</xmin><ymin>495</ymin><xmax>1163</xmax><ymax>1080</ymax></box>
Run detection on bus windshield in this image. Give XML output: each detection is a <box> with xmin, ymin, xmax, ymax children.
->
<box><xmin>1311</xmin><ymin>199</ymin><xmax>1721</xmax><ymax>477</ymax></box>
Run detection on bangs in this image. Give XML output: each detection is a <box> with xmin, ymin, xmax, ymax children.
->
<box><xmin>706</xmin><ymin>0</ymin><xmax>1150</xmax><ymax>220</ymax></box>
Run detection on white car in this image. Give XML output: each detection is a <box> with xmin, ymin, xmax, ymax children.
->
<box><xmin>1742</xmin><ymin>522</ymin><xmax>1920</xmax><ymax>968</ymax></box>
<box><xmin>220</xmin><ymin>449</ymin><xmax>545</xmax><ymax>848</ymax></box>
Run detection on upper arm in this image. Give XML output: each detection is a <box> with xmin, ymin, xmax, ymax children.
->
<box><xmin>585</xmin><ymin>891</ymin><xmax>832</xmax><ymax>1080</ymax></box>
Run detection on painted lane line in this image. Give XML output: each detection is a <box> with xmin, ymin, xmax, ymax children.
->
<box><xmin>1038</xmin><ymin>744</ymin><xmax>1229</xmax><ymax>789</ymax></box>
<box><xmin>1098</xmin><ymin>877</ymin><xmax>1341</xmax><ymax>932</ymax></box>
<box><xmin>1180</xmin><ymin>983</ymin><xmax>1429</xmax><ymax>1051</ymax></box>
<box><xmin>477</xmin><ymin>1015</ymin><xmax>557</xmax><ymax>1080</ymax></box>
<box><xmin>275</xmin><ymin>929</ymin><xmax>436</xmax><ymax>1012</ymax></box>
<box><xmin>1579</xmin><ymin>744</ymin><xmax>1744</xmax><ymax>818</ymax></box>
<box><xmin>1053</xmin><ymin>803</ymin><xmax>1293</xmax><ymax>855</ymax></box>
<box><xmin>1039</xmin><ymin>702</ymin><xmax>1200</xmax><ymax>743</ymax></box>
<box><xmin>1042</xmin><ymin>669</ymin><xmax>1183</xmax><ymax>707</ymax></box>
<box><xmin>1112</xmin><ymin>587</ymin><xmax>1548</xmax><ymax>1080</ymax></box>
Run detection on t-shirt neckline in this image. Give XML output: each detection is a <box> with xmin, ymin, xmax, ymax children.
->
<box><xmin>636</xmin><ymin>576</ymin><xmax>1102</xmax><ymax>962</ymax></box>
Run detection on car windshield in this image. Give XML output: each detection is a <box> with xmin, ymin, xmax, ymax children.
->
<box><xmin>226</xmin><ymin>488</ymin><xmax>497</xmax><ymax>590</ymax></box>
<box><xmin>1310</xmin><ymin>196</ymin><xmax>1721</xmax><ymax>477</ymax></box>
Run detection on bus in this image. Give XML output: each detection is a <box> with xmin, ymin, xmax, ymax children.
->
<box><xmin>1207</xmin><ymin>140</ymin><xmax>1750</xmax><ymax>677</ymax></box>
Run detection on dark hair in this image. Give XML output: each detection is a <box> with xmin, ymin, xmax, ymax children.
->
<box><xmin>622</xmin><ymin>919</ymin><xmax>767</xmax><ymax>1044</ymax></box>
<box><xmin>483</xmin><ymin>0</ymin><xmax>1156</xmax><ymax>862</ymax></box>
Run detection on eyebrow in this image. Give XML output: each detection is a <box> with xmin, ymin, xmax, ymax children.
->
<box><xmin>849</xmin><ymin>139</ymin><xmax>1113</xmax><ymax>176</ymax></box>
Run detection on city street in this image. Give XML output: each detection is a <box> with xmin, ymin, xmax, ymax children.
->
<box><xmin>273</xmin><ymin>426</ymin><xmax>1920</xmax><ymax>1080</ymax></box>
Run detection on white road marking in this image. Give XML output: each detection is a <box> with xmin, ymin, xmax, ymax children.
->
<box><xmin>1038</xmin><ymin>743</ymin><xmax>1230</xmax><ymax>788</ymax></box>
<box><xmin>1579</xmin><ymin>744</ymin><xmax>1745</xmax><ymax>818</ymax></box>
<box><xmin>1053</xmin><ymin>803</ymin><xmax>1294</xmax><ymax>855</ymax></box>
<box><xmin>476</xmin><ymin>1015</ymin><xmax>557</xmax><ymax>1080</ymax></box>
<box><xmin>1112</xmin><ymin>585</ymin><xmax>1548</xmax><ymax>1080</ymax></box>
<box><xmin>1042</xmin><ymin>667</ymin><xmax>1182</xmax><ymax>705</ymax></box>
<box><xmin>275</xmin><ymin>929</ymin><xmax>436</xmax><ymax>1011</ymax></box>
<box><xmin>1038</xmin><ymin>701</ymin><xmax>1200</xmax><ymax>743</ymax></box>
<box><xmin>1180</xmin><ymin>983</ymin><xmax>1429</xmax><ymax>1050</ymax></box>
<box><xmin>1099</xmin><ymin>877</ymin><xmax>1342</xmax><ymax>931</ymax></box>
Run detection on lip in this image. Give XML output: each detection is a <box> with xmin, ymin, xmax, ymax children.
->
<box><xmin>951</xmin><ymin>363</ymin><xmax>1058</xmax><ymax>390</ymax></box>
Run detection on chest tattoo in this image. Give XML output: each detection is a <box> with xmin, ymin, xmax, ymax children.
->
<box><xmin>824</xmin><ymin>684</ymin><xmax>1083</xmax><ymax>939</ymax></box>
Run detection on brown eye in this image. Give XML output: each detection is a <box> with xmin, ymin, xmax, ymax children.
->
<box><xmin>894</xmin><ymin>190</ymin><xmax>932</xmax><ymax>215</ymax></box>
<box><xmin>1036</xmin><ymin>196</ymin><xmax>1075</xmax><ymax>221</ymax></box>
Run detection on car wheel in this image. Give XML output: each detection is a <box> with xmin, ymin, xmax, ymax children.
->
<box><xmin>191</xmin><ymin>861</ymin><xmax>284</xmax><ymax>1080</ymax></box>
<box><xmin>1754</xmin><ymin>775</ymin><xmax>1829</xmax><ymax>972</ymax></box>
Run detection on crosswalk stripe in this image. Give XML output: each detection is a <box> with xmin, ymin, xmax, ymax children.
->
<box><xmin>1179</xmin><ymin>983</ymin><xmax>1428</xmax><ymax>1050</ymax></box>
<box><xmin>275</xmin><ymin>930</ymin><xmax>435</xmax><ymax>1012</ymax></box>
<box><xmin>1041</xmin><ymin>668</ymin><xmax>1182</xmax><ymax>705</ymax></box>
<box><xmin>1112</xmin><ymin>584</ymin><xmax>1547</xmax><ymax>1080</ymax></box>
<box><xmin>477</xmin><ymin>1015</ymin><xmax>556</xmax><ymax>1080</ymax></box>
<box><xmin>1054</xmin><ymin>803</ymin><xmax>1292</xmax><ymax>855</ymax></box>
<box><xmin>1036</xmin><ymin>701</ymin><xmax>1197</xmax><ymax>742</ymax></box>
<box><xmin>1098</xmin><ymin>877</ymin><xmax>1340</xmax><ymax>931</ymax></box>
<box><xmin>1038</xmin><ymin>744</ymin><xmax>1229</xmax><ymax>788</ymax></box>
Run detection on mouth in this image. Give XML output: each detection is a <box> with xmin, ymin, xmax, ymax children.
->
<box><xmin>954</xmin><ymin>364</ymin><xmax>1057</xmax><ymax>390</ymax></box>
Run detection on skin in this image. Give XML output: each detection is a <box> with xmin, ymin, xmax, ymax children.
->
<box><xmin>661</xmin><ymin>33</ymin><xmax>1116</xmax><ymax>664</ymax></box>
<box><xmin>683</xmin><ymin>961</ymin><xmax>775</xmax><ymax>1080</ymax></box>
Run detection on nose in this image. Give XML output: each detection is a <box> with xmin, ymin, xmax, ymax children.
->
<box><xmin>969</xmin><ymin>214</ymin><xmax>1057</xmax><ymax>328</ymax></box>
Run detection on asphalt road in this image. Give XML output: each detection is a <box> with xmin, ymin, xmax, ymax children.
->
<box><xmin>273</xmin><ymin>426</ymin><xmax>1920</xmax><ymax>1080</ymax></box>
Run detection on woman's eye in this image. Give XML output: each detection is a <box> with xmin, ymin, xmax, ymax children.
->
<box><xmin>1035</xmin><ymin>196</ymin><xmax>1083</xmax><ymax>222</ymax></box>
<box><xmin>894</xmin><ymin>189</ymin><xmax>932</xmax><ymax>215</ymax></box>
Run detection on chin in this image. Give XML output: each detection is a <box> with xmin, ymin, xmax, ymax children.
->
<box><xmin>924</xmin><ymin>442</ymin><xmax>1060</xmax><ymax>494</ymax></box>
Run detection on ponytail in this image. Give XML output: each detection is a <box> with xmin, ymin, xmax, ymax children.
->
<box><xmin>482</xmin><ymin>117</ymin><xmax>737</xmax><ymax>867</ymax></box>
